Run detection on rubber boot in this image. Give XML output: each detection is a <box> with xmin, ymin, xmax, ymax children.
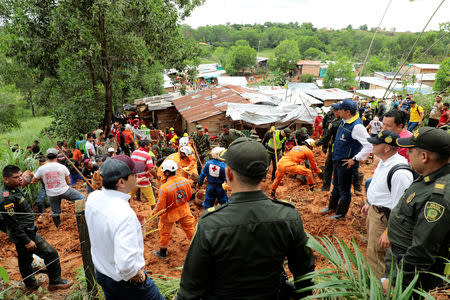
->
<box><xmin>52</xmin><ymin>216</ymin><xmax>61</xmax><ymax>228</ymax></box>
<box><xmin>153</xmin><ymin>248</ymin><xmax>167</xmax><ymax>259</ymax></box>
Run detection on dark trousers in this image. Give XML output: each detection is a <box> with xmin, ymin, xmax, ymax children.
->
<box><xmin>322</xmin><ymin>152</ymin><xmax>363</xmax><ymax>191</ymax></box>
<box><xmin>203</xmin><ymin>184</ymin><xmax>229</xmax><ymax>209</ymax></box>
<box><xmin>428</xmin><ymin>118</ymin><xmax>439</xmax><ymax>128</ymax></box>
<box><xmin>268</xmin><ymin>150</ymin><xmax>282</xmax><ymax>180</ymax></box>
<box><xmin>328</xmin><ymin>162</ymin><xmax>358</xmax><ymax>216</ymax></box>
<box><xmin>15</xmin><ymin>232</ymin><xmax>61</xmax><ymax>288</ymax></box>
<box><xmin>322</xmin><ymin>150</ymin><xmax>333</xmax><ymax>189</ymax></box>
<box><xmin>95</xmin><ymin>271</ymin><xmax>164</xmax><ymax>300</ymax></box>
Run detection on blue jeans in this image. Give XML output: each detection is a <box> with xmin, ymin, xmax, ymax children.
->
<box><xmin>328</xmin><ymin>161</ymin><xmax>358</xmax><ymax>217</ymax></box>
<box><xmin>203</xmin><ymin>184</ymin><xmax>229</xmax><ymax>209</ymax></box>
<box><xmin>95</xmin><ymin>271</ymin><xmax>164</xmax><ymax>300</ymax></box>
<box><xmin>36</xmin><ymin>184</ymin><xmax>46</xmax><ymax>213</ymax></box>
<box><xmin>407</xmin><ymin>122</ymin><xmax>419</xmax><ymax>132</ymax></box>
<box><xmin>47</xmin><ymin>188</ymin><xmax>85</xmax><ymax>217</ymax></box>
<box><xmin>365</xmin><ymin>177</ymin><xmax>373</xmax><ymax>195</ymax></box>
<box><xmin>70</xmin><ymin>173</ymin><xmax>83</xmax><ymax>186</ymax></box>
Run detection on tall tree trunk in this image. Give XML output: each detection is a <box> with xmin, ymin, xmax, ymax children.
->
<box><xmin>28</xmin><ymin>90</ymin><xmax>35</xmax><ymax>117</ymax></box>
<box><xmin>99</xmin><ymin>13</ymin><xmax>112</xmax><ymax>134</ymax></box>
<box><xmin>86</xmin><ymin>59</ymin><xmax>101</xmax><ymax>105</ymax></box>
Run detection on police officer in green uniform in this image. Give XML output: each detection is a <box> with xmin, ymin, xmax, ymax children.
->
<box><xmin>315</xmin><ymin>103</ymin><xmax>341</xmax><ymax>191</ymax></box>
<box><xmin>190</xmin><ymin>125</ymin><xmax>211</xmax><ymax>172</ymax></box>
<box><xmin>383</xmin><ymin>127</ymin><xmax>450</xmax><ymax>291</ymax></box>
<box><xmin>176</xmin><ymin>138</ymin><xmax>315</xmax><ymax>300</ymax></box>
<box><xmin>0</xmin><ymin>165</ymin><xmax>72</xmax><ymax>290</ymax></box>
<box><xmin>218</xmin><ymin>124</ymin><xmax>245</xmax><ymax>148</ymax></box>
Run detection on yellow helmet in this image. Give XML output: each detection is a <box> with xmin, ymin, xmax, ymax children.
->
<box><xmin>169</xmin><ymin>127</ymin><xmax>174</xmax><ymax>131</ymax></box>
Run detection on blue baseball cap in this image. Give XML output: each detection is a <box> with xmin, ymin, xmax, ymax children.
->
<box><xmin>340</xmin><ymin>99</ymin><xmax>357</xmax><ymax>113</ymax></box>
<box><xmin>332</xmin><ymin>102</ymin><xmax>341</xmax><ymax>110</ymax></box>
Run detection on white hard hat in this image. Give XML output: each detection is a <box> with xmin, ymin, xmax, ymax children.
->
<box><xmin>125</xmin><ymin>124</ymin><xmax>132</xmax><ymax>130</ymax></box>
<box><xmin>161</xmin><ymin>159</ymin><xmax>178</xmax><ymax>172</ymax></box>
<box><xmin>179</xmin><ymin>146</ymin><xmax>193</xmax><ymax>156</ymax></box>
<box><xmin>107</xmin><ymin>147</ymin><xmax>114</xmax><ymax>152</ymax></box>
<box><xmin>315</xmin><ymin>107</ymin><xmax>322</xmax><ymax>114</ymax></box>
<box><xmin>179</xmin><ymin>137</ymin><xmax>189</xmax><ymax>147</ymax></box>
<box><xmin>305</xmin><ymin>138</ymin><xmax>315</xmax><ymax>146</ymax></box>
<box><xmin>211</xmin><ymin>147</ymin><xmax>225</xmax><ymax>159</ymax></box>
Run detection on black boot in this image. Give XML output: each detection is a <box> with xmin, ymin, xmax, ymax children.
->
<box><xmin>153</xmin><ymin>248</ymin><xmax>167</xmax><ymax>259</ymax></box>
<box><xmin>52</xmin><ymin>216</ymin><xmax>61</xmax><ymax>228</ymax></box>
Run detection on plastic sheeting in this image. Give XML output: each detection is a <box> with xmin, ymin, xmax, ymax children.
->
<box><xmin>226</xmin><ymin>102</ymin><xmax>317</xmax><ymax>127</ymax></box>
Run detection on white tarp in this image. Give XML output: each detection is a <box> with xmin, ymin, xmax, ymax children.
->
<box><xmin>226</xmin><ymin>103</ymin><xmax>316</xmax><ymax>126</ymax></box>
<box><xmin>285</xmin><ymin>90</ymin><xmax>323</xmax><ymax>106</ymax></box>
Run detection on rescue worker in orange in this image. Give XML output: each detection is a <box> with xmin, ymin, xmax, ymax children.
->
<box><xmin>270</xmin><ymin>139</ymin><xmax>322</xmax><ymax>197</ymax></box>
<box><xmin>153</xmin><ymin>160</ymin><xmax>196</xmax><ymax>259</ymax></box>
<box><xmin>157</xmin><ymin>146</ymin><xmax>197</xmax><ymax>183</ymax></box>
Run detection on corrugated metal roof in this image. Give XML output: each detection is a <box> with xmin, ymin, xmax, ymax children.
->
<box><xmin>305</xmin><ymin>88</ymin><xmax>354</xmax><ymax>101</ymax></box>
<box><xmin>412</xmin><ymin>63</ymin><xmax>439</xmax><ymax>70</ymax></box>
<box><xmin>297</xmin><ymin>60</ymin><xmax>321</xmax><ymax>66</ymax></box>
<box><xmin>172</xmin><ymin>86</ymin><xmax>249</xmax><ymax>123</ymax></box>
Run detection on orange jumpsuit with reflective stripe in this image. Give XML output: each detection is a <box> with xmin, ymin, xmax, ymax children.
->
<box><xmin>153</xmin><ymin>175</ymin><xmax>195</xmax><ymax>249</ymax></box>
<box><xmin>271</xmin><ymin>146</ymin><xmax>320</xmax><ymax>191</ymax></box>
<box><xmin>157</xmin><ymin>152</ymin><xmax>198</xmax><ymax>183</ymax></box>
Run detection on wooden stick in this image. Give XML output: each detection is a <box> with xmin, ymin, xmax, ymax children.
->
<box><xmin>191</xmin><ymin>141</ymin><xmax>204</xmax><ymax>169</ymax></box>
<box><xmin>272</xmin><ymin>131</ymin><xmax>278</xmax><ymax>167</ymax></box>
<box><xmin>42</xmin><ymin>129</ymin><xmax>95</xmax><ymax>191</ymax></box>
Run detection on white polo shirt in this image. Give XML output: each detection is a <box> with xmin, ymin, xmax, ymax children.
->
<box><xmin>85</xmin><ymin>188</ymin><xmax>145</xmax><ymax>281</ymax></box>
<box><xmin>367</xmin><ymin>153</ymin><xmax>413</xmax><ymax>209</ymax></box>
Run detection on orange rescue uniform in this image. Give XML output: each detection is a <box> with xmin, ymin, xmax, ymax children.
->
<box><xmin>157</xmin><ymin>152</ymin><xmax>198</xmax><ymax>183</ymax></box>
<box><xmin>271</xmin><ymin>145</ymin><xmax>320</xmax><ymax>191</ymax></box>
<box><xmin>153</xmin><ymin>175</ymin><xmax>195</xmax><ymax>249</ymax></box>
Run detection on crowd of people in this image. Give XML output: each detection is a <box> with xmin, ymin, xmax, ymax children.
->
<box><xmin>0</xmin><ymin>92</ymin><xmax>449</xmax><ymax>299</ymax></box>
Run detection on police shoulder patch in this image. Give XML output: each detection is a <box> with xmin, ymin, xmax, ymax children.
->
<box><xmin>406</xmin><ymin>192</ymin><xmax>415</xmax><ymax>204</ymax></box>
<box><xmin>424</xmin><ymin>201</ymin><xmax>445</xmax><ymax>223</ymax></box>
<box><xmin>2</xmin><ymin>191</ymin><xmax>9</xmax><ymax>197</ymax></box>
<box><xmin>201</xmin><ymin>203</ymin><xmax>229</xmax><ymax>218</ymax></box>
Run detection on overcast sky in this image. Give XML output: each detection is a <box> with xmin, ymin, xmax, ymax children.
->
<box><xmin>185</xmin><ymin>0</ymin><xmax>449</xmax><ymax>32</ymax></box>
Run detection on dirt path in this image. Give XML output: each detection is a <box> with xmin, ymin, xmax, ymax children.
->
<box><xmin>0</xmin><ymin>149</ymin><xmax>377</xmax><ymax>298</ymax></box>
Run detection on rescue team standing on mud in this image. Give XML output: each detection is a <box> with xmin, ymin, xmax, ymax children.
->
<box><xmin>1</xmin><ymin>94</ymin><xmax>449</xmax><ymax>299</ymax></box>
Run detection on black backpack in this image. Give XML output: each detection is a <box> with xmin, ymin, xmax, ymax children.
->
<box><xmin>387</xmin><ymin>164</ymin><xmax>420</xmax><ymax>192</ymax></box>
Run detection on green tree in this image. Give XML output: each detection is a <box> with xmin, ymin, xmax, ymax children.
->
<box><xmin>225</xmin><ymin>42</ymin><xmax>256</xmax><ymax>75</ymax></box>
<box><xmin>303</xmin><ymin>48</ymin><xmax>325</xmax><ymax>60</ymax></box>
<box><xmin>433</xmin><ymin>57</ymin><xmax>450</xmax><ymax>92</ymax></box>
<box><xmin>213</xmin><ymin>47</ymin><xmax>228</xmax><ymax>67</ymax></box>
<box><xmin>271</xmin><ymin>39</ymin><xmax>300</xmax><ymax>73</ymax></box>
<box><xmin>296</xmin><ymin>35</ymin><xmax>325</xmax><ymax>55</ymax></box>
<box><xmin>323</xmin><ymin>56</ymin><xmax>356</xmax><ymax>89</ymax></box>
<box><xmin>0</xmin><ymin>0</ymin><xmax>203</xmax><ymax>137</ymax></box>
<box><xmin>364</xmin><ymin>55</ymin><xmax>390</xmax><ymax>75</ymax></box>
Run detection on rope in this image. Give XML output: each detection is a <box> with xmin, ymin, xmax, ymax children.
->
<box><xmin>0</xmin><ymin>241</ymin><xmax>85</xmax><ymax>296</ymax></box>
<box><xmin>381</xmin><ymin>0</ymin><xmax>447</xmax><ymax>100</ymax></box>
<box><xmin>355</xmin><ymin>0</ymin><xmax>393</xmax><ymax>89</ymax></box>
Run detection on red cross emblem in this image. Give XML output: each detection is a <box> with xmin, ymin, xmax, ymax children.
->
<box><xmin>211</xmin><ymin>166</ymin><xmax>217</xmax><ymax>172</ymax></box>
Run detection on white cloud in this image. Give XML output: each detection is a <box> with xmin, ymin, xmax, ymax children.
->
<box><xmin>184</xmin><ymin>0</ymin><xmax>449</xmax><ymax>32</ymax></box>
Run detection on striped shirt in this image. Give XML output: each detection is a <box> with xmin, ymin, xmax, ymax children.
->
<box><xmin>131</xmin><ymin>148</ymin><xmax>154</xmax><ymax>187</ymax></box>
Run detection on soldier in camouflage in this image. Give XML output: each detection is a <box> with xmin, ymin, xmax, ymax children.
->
<box><xmin>191</xmin><ymin>125</ymin><xmax>211</xmax><ymax>173</ymax></box>
<box><xmin>218</xmin><ymin>124</ymin><xmax>245</xmax><ymax>148</ymax></box>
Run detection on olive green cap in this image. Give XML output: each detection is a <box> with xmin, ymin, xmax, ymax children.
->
<box><xmin>222</xmin><ymin>137</ymin><xmax>269</xmax><ymax>178</ymax></box>
<box><xmin>396</xmin><ymin>127</ymin><xmax>450</xmax><ymax>155</ymax></box>
<box><xmin>196</xmin><ymin>124</ymin><xmax>203</xmax><ymax>130</ymax></box>
<box><xmin>283</xmin><ymin>128</ymin><xmax>291</xmax><ymax>135</ymax></box>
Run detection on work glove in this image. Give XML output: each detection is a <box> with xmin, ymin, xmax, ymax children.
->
<box><xmin>270</xmin><ymin>126</ymin><xmax>275</xmax><ymax>133</ymax></box>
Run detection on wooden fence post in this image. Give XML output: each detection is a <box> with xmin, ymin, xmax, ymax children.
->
<box><xmin>75</xmin><ymin>200</ymin><xmax>100</xmax><ymax>299</ymax></box>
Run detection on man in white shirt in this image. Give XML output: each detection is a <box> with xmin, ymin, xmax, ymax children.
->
<box><xmin>361</xmin><ymin>130</ymin><xmax>413</xmax><ymax>279</ymax></box>
<box><xmin>321</xmin><ymin>99</ymin><xmax>373</xmax><ymax>219</ymax></box>
<box><xmin>32</xmin><ymin>148</ymin><xmax>85</xmax><ymax>227</ymax></box>
<box><xmin>85</xmin><ymin>155</ymin><xmax>164</xmax><ymax>300</ymax></box>
<box><xmin>85</xmin><ymin>133</ymin><xmax>96</xmax><ymax>158</ymax></box>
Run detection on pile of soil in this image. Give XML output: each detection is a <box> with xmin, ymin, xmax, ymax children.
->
<box><xmin>0</xmin><ymin>149</ymin><xmax>445</xmax><ymax>298</ymax></box>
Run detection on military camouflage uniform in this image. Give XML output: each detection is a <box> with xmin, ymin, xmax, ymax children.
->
<box><xmin>218</xmin><ymin>129</ymin><xmax>245</xmax><ymax>148</ymax></box>
<box><xmin>190</xmin><ymin>132</ymin><xmax>211</xmax><ymax>163</ymax></box>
